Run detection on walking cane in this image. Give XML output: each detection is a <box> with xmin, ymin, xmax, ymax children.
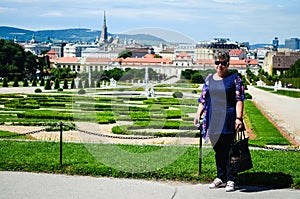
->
<box><xmin>198</xmin><ymin>121</ymin><xmax>203</xmax><ymax>174</ymax></box>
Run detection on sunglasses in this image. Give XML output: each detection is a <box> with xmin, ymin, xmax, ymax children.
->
<box><xmin>215</xmin><ymin>61</ymin><xmax>228</xmax><ymax>66</ymax></box>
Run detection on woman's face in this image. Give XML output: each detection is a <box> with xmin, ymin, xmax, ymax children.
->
<box><xmin>215</xmin><ymin>59</ymin><xmax>229</xmax><ymax>77</ymax></box>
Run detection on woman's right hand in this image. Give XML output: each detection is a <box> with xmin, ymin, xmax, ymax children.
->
<box><xmin>194</xmin><ymin>117</ymin><xmax>200</xmax><ymax>127</ymax></box>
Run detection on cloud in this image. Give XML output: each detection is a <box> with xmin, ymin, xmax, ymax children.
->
<box><xmin>40</xmin><ymin>11</ymin><xmax>64</xmax><ymax>17</ymax></box>
<box><xmin>212</xmin><ymin>0</ymin><xmax>247</xmax><ymax>3</ymax></box>
<box><xmin>1</xmin><ymin>0</ymin><xmax>40</xmax><ymax>2</ymax></box>
<box><xmin>0</xmin><ymin>7</ymin><xmax>13</xmax><ymax>13</ymax></box>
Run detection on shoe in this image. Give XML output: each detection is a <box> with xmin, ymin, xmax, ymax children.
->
<box><xmin>209</xmin><ymin>178</ymin><xmax>226</xmax><ymax>189</ymax></box>
<box><xmin>225</xmin><ymin>181</ymin><xmax>235</xmax><ymax>192</ymax></box>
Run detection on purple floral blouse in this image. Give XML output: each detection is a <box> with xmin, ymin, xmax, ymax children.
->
<box><xmin>198</xmin><ymin>73</ymin><xmax>245</xmax><ymax>141</ymax></box>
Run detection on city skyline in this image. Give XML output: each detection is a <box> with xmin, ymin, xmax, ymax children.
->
<box><xmin>0</xmin><ymin>0</ymin><xmax>299</xmax><ymax>44</ymax></box>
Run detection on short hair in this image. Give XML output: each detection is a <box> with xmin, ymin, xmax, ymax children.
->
<box><xmin>214</xmin><ymin>51</ymin><xmax>230</xmax><ymax>63</ymax></box>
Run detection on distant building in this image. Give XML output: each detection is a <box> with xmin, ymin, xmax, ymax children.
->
<box><xmin>256</xmin><ymin>48</ymin><xmax>269</xmax><ymax>67</ymax></box>
<box><xmin>229</xmin><ymin>59</ymin><xmax>258</xmax><ymax>75</ymax></box>
<box><xmin>263</xmin><ymin>48</ymin><xmax>300</xmax><ymax>75</ymax></box>
<box><xmin>81</xmin><ymin>46</ymin><xmax>124</xmax><ymax>59</ymax></box>
<box><xmin>285</xmin><ymin>38</ymin><xmax>300</xmax><ymax>50</ymax></box>
<box><xmin>229</xmin><ymin>49</ymin><xmax>247</xmax><ymax>60</ymax></box>
<box><xmin>53</xmin><ymin>57</ymin><xmax>80</xmax><ymax>71</ymax></box>
<box><xmin>174</xmin><ymin>44</ymin><xmax>196</xmax><ymax>60</ymax></box>
<box><xmin>272</xmin><ymin>51</ymin><xmax>300</xmax><ymax>75</ymax></box>
<box><xmin>195</xmin><ymin>38</ymin><xmax>239</xmax><ymax>60</ymax></box>
<box><xmin>97</xmin><ymin>11</ymin><xmax>117</xmax><ymax>45</ymax></box>
<box><xmin>100</xmin><ymin>11</ymin><xmax>108</xmax><ymax>44</ymax></box>
<box><xmin>19</xmin><ymin>35</ymin><xmax>51</xmax><ymax>55</ymax></box>
<box><xmin>173</xmin><ymin>51</ymin><xmax>193</xmax><ymax>67</ymax></box>
<box><xmin>47</xmin><ymin>50</ymin><xmax>58</xmax><ymax>61</ymax></box>
<box><xmin>158</xmin><ymin>47</ymin><xmax>175</xmax><ymax>60</ymax></box>
<box><xmin>273</xmin><ymin>37</ymin><xmax>279</xmax><ymax>49</ymax></box>
<box><xmin>126</xmin><ymin>46</ymin><xmax>150</xmax><ymax>58</ymax></box>
<box><xmin>51</xmin><ymin>43</ymin><xmax>66</xmax><ymax>58</ymax></box>
<box><xmin>63</xmin><ymin>43</ymin><xmax>98</xmax><ymax>57</ymax></box>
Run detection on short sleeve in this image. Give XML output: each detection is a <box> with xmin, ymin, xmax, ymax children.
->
<box><xmin>198</xmin><ymin>74</ymin><xmax>211</xmax><ymax>104</ymax></box>
<box><xmin>234</xmin><ymin>75</ymin><xmax>245</xmax><ymax>101</ymax></box>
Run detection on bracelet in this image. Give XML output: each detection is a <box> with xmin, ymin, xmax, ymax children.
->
<box><xmin>236</xmin><ymin>117</ymin><xmax>243</xmax><ymax>121</ymax></box>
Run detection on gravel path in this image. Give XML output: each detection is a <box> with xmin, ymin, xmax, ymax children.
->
<box><xmin>247</xmin><ymin>86</ymin><xmax>300</xmax><ymax>146</ymax></box>
<box><xmin>0</xmin><ymin>123</ymin><xmax>200</xmax><ymax>145</ymax></box>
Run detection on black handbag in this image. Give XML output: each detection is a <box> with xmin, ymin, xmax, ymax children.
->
<box><xmin>229</xmin><ymin>128</ymin><xmax>253</xmax><ymax>173</ymax></box>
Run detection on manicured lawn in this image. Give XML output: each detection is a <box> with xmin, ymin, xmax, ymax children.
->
<box><xmin>244</xmin><ymin>100</ymin><xmax>291</xmax><ymax>147</ymax></box>
<box><xmin>0</xmin><ymin>140</ymin><xmax>299</xmax><ymax>189</ymax></box>
<box><xmin>0</xmin><ymin>92</ymin><xmax>299</xmax><ymax>189</ymax></box>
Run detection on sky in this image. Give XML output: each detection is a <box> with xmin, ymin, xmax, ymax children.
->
<box><xmin>0</xmin><ymin>0</ymin><xmax>299</xmax><ymax>44</ymax></box>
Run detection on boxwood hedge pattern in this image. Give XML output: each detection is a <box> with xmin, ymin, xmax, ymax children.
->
<box><xmin>0</xmin><ymin>94</ymin><xmax>198</xmax><ymax>132</ymax></box>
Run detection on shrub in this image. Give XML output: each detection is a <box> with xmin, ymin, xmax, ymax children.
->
<box><xmin>111</xmin><ymin>126</ymin><xmax>129</xmax><ymax>135</ymax></box>
<box><xmin>84</xmin><ymin>80</ymin><xmax>89</xmax><ymax>88</ymax></box>
<box><xmin>71</xmin><ymin>79</ymin><xmax>75</xmax><ymax>89</ymax></box>
<box><xmin>245</xmin><ymin>93</ymin><xmax>252</xmax><ymax>99</ymax></box>
<box><xmin>17</xmin><ymin>110</ymin><xmax>73</xmax><ymax>120</ymax></box>
<box><xmin>2</xmin><ymin>78</ymin><xmax>8</xmax><ymax>87</ymax></box>
<box><xmin>40</xmin><ymin>78</ymin><xmax>45</xmax><ymax>86</ymax></box>
<box><xmin>90</xmin><ymin>79</ymin><xmax>95</xmax><ymax>88</ymax></box>
<box><xmin>23</xmin><ymin>79</ymin><xmax>29</xmax><ymax>87</ymax></box>
<box><xmin>32</xmin><ymin>78</ymin><xmax>37</xmax><ymax>86</ymax></box>
<box><xmin>44</xmin><ymin>79</ymin><xmax>52</xmax><ymax>90</ymax></box>
<box><xmin>96</xmin><ymin>80</ymin><xmax>101</xmax><ymax>87</ymax></box>
<box><xmin>78</xmin><ymin>89</ymin><xmax>86</xmax><ymax>94</ymax></box>
<box><xmin>78</xmin><ymin>79</ymin><xmax>83</xmax><ymax>89</ymax></box>
<box><xmin>13</xmin><ymin>77</ymin><xmax>19</xmax><ymax>87</ymax></box>
<box><xmin>63</xmin><ymin>79</ymin><xmax>68</xmax><ymax>89</ymax></box>
<box><xmin>35</xmin><ymin>88</ymin><xmax>42</xmax><ymax>93</ymax></box>
<box><xmin>172</xmin><ymin>91</ymin><xmax>183</xmax><ymax>98</ymax></box>
<box><xmin>57</xmin><ymin>88</ymin><xmax>63</xmax><ymax>92</ymax></box>
<box><xmin>54</xmin><ymin>78</ymin><xmax>60</xmax><ymax>89</ymax></box>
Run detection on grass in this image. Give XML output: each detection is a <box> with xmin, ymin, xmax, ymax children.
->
<box><xmin>0</xmin><ymin>92</ymin><xmax>299</xmax><ymax>189</ymax></box>
<box><xmin>0</xmin><ymin>130</ymin><xmax>27</xmax><ymax>139</ymax></box>
<box><xmin>244</xmin><ymin>100</ymin><xmax>291</xmax><ymax>147</ymax></box>
<box><xmin>0</xmin><ymin>140</ymin><xmax>299</xmax><ymax>189</ymax></box>
<box><xmin>256</xmin><ymin>86</ymin><xmax>300</xmax><ymax>98</ymax></box>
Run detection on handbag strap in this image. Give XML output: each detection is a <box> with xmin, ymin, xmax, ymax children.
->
<box><xmin>235</xmin><ymin>127</ymin><xmax>246</xmax><ymax>142</ymax></box>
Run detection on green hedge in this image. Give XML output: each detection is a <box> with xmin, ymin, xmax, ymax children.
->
<box><xmin>17</xmin><ymin>110</ymin><xmax>73</xmax><ymax>121</ymax></box>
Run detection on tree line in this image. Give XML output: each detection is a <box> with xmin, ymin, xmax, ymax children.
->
<box><xmin>0</xmin><ymin>39</ymin><xmax>48</xmax><ymax>81</ymax></box>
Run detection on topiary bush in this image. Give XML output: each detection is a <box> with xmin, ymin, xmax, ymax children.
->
<box><xmin>35</xmin><ymin>88</ymin><xmax>42</xmax><ymax>93</ymax></box>
<box><xmin>23</xmin><ymin>79</ymin><xmax>29</xmax><ymax>87</ymax></box>
<box><xmin>13</xmin><ymin>77</ymin><xmax>19</xmax><ymax>87</ymax></box>
<box><xmin>78</xmin><ymin>79</ymin><xmax>83</xmax><ymax>89</ymax></box>
<box><xmin>44</xmin><ymin>79</ymin><xmax>52</xmax><ymax>90</ymax></box>
<box><xmin>54</xmin><ymin>78</ymin><xmax>60</xmax><ymax>89</ymax></box>
<box><xmin>71</xmin><ymin>79</ymin><xmax>75</xmax><ymax>89</ymax></box>
<box><xmin>40</xmin><ymin>77</ymin><xmax>45</xmax><ymax>86</ymax></box>
<box><xmin>78</xmin><ymin>89</ymin><xmax>86</xmax><ymax>94</ymax></box>
<box><xmin>2</xmin><ymin>78</ymin><xmax>9</xmax><ymax>87</ymax></box>
<box><xmin>172</xmin><ymin>91</ymin><xmax>183</xmax><ymax>98</ymax></box>
<box><xmin>84</xmin><ymin>80</ymin><xmax>89</xmax><ymax>88</ymax></box>
<box><xmin>63</xmin><ymin>79</ymin><xmax>68</xmax><ymax>89</ymax></box>
<box><xmin>32</xmin><ymin>78</ymin><xmax>37</xmax><ymax>86</ymax></box>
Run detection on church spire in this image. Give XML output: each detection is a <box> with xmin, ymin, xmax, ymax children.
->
<box><xmin>100</xmin><ymin>11</ymin><xmax>108</xmax><ymax>43</ymax></box>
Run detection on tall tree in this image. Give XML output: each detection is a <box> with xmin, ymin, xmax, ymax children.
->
<box><xmin>0</xmin><ymin>39</ymin><xmax>38</xmax><ymax>80</ymax></box>
<box><xmin>118</xmin><ymin>50</ymin><xmax>132</xmax><ymax>59</ymax></box>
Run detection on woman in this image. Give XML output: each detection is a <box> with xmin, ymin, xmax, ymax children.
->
<box><xmin>194</xmin><ymin>51</ymin><xmax>245</xmax><ymax>192</ymax></box>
